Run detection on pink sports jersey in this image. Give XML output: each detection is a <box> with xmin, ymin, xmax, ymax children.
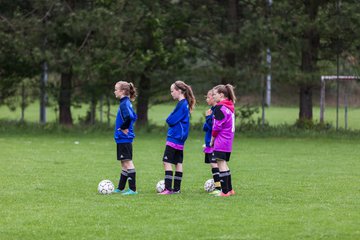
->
<box><xmin>212</xmin><ymin>99</ymin><xmax>235</xmax><ymax>152</ymax></box>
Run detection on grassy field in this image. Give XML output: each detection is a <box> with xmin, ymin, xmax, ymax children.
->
<box><xmin>1</xmin><ymin>102</ymin><xmax>360</xmax><ymax>129</ymax></box>
<box><xmin>0</xmin><ymin>129</ymin><xmax>359</xmax><ymax>239</ymax></box>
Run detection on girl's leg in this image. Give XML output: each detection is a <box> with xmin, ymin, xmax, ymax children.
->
<box><xmin>173</xmin><ymin>163</ymin><xmax>183</xmax><ymax>192</ymax></box>
<box><xmin>117</xmin><ymin>161</ymin><xmax>128</xmax><ymax>191</ymax></box>
<box><xmin>210</xmin><ymin>162</ymin><xmax>221</xmax><ymax>190</ymax></box>
<box><xmin>163</xmin><ymin>162</ymin><xmax>173</xmax><ymax>191</ymax></box>
<box><xmin>123</xmin><ymin>160</ymin><xmax>136</xmax><ymax>192</ymax></box>
<box><xmin>217</xmin><ymin>160</ymin><xmax>230</xmax><ymax>194</ymax></box>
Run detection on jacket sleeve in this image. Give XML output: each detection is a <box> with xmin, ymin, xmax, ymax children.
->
<box><xmin>119</xmin><ymin>103</ymin><xmax>131</xmax><ymax>130</ymax></box>
<box><xmin>212</xmin><ymin>106</ymin><xmax>224</xmax><ymax>137</ymax></box>
<box><xmin>166</xmin><ymin>102</ymin><xmax>185</xmax><ymax>126</ymax></box>
<box><xmin>203</xmin><ymin>114</ymin><xmax>213</xmax><ymax>132</ymax></box>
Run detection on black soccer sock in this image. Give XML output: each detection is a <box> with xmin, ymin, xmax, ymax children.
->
<box><xmin>118</xmin><ymin>170</ymin><xmax>128</xmax><ymax>190</ymax></box>
<box><xmin>219</xmin><ymin>171</ymin><xmax>229</xmax><ymax>194</ymax></box>
<box><xmin>212</xmin><ymin>167</ymin><xmax>221</xmax><ymax>190</ymax></box>
<box><xmin>227</xmin><ymin>170</ymin><xmax>233</xmax><ymax>191</ymax></box>
<box><xmin>127</xmin><ymin>168</ymin><xmax>136</xmax><ymax>191</ymax></box>
<box><xmin>164</xmin><ymin>171</ymin><xmax>173</xmax><ymax>191</ymax></box>
<box><xmin>173</xmin><ymin>171</ymin><xmax>183</xmax><ymax>192</ymax></box>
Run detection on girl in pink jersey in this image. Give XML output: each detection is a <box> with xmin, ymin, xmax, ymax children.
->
<box><xmin>210</xmin><ymin>84</ymin><xmax>236</xmax><ymax>197</ymax></box>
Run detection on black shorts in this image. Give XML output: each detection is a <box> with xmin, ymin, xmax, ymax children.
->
<box><xmin>116</xmin><ymin>143</ymin><xmax>133</xmax><ymax>161</ymax></box>
<box><xmin>212</xmin><ymin>151</ymin><xmax>231</xmax><ymax>162</ymax></box>
<box><xmin>204</xmin><ymin>153</ymin><xmax>216</xmax><ymax>164</ymax></box>
<box><xmin>163</xmin><ymin>145</ymin><xmax>183</xmax><ymax>165</ymax></box>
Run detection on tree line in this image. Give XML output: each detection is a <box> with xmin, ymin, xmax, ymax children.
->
<box><xmin>1</xmin><ymin>0</ymin><xmax>359</xmax><ymax>126</ymax></box>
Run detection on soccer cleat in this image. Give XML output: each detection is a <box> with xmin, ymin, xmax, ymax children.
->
<box><xmin>214</xmin><ymin>191</ymin><xmax>231</xmax><ymax>197</ymax></box>
<box><xmin>209</xmin><ymin>189</ymin><xmax>221</xmax><ymax>195</ymax></box>
<box><xmin>113</xmin><ymin>188</ymin><xmax>126</xmax><ymax>193</ymax></box>
<box><xmin>172</xmin><ymin>190</ymin><xmax>181</xmax><ymax>194</ymax></box>
<box><xmin>229</xmin><ymin>189</ymin><xmax>236</xmax><ymax>196</ymax></box>
<box><xmin>121</xmin><ymin>189</ymin><xmax>138</xmax><ymax>195</ymax></box>
<box><xmin>158</xmin><ymin>189</ymin><xmax>173</xmax><ymax>195</ymax></box>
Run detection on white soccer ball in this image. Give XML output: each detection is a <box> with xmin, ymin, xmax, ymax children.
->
<box><xmin>98</xmin><ymin>179</ymin><xmax>115</xmax><ymax>195</ymax></box>
<box><xmin>204</xmin><ymin>178</ymin><xmax>215</xmax><ymax>192</ymax></box>
<box><xmin>156</xmin><ymin>180</ymin><xmax>165</xmax><ymax>193</ymax></box>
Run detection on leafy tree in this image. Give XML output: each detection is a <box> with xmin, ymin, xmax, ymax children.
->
<box><xmin>272</xmin><ymin>0</ymin><xmax>360</xmax><ymax>122</ymax></box>
<box><xmin>104</xmin><ymin>0</ymin><xmax>192</xmax><ymax>126</ymax></box>
<box><xmin>0</xmin><ymin>0</ymin><xmax>41</xmax><ymax>108</ymax></box>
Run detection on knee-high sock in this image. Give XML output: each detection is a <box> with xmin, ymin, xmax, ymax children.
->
<box><xmin>212</xmin><ymin>167</ymin><xmax>221</xmax><ymax>190</ymax></box>
<box><xmin>219</xmin><ymin>171</ymin><xmax>229</xmax><ymax>194</ymax></box>
<box><xmin>173</xmin><ymin>171</ymin><xmax>183</xmax><ymax>192</ymax></box>
<box><xmin>118</xmin><ymin>170</ymin><xmax>128</xmax><ymax>190</ymax></box>
<box><xmin>227</xmin><ymin>170</ymin><xmax>232</xmax><ymax>191</ymax></box>
<box><xmin>127</xmin><ymin>168</ymin><xmax>136</xmax><ymax>191</ymax></box>
<box><xmin>164</xmin><ymin>171</ymin><xmax>173</xmax><ymax>191</ymax></box>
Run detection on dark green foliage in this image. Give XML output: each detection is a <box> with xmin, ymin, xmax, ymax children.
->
<box><xmin>1</xmin><ymin>0</ymin><xmax>360</xmax><ymax>125</ymax></box>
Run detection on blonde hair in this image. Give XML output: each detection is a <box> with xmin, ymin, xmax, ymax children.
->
<box><xmin>213</xmin><ymin>84</ymin><xmax>236</xmax><ymax>103</ymax></box>
<box><xmin>172</xmin><ymin>80</ymin><xmax>196</xmax><ymax>112</ymax></box>
<box><xmin>116</xmin><ymin>81</ymin><xmax>137</xmax><ymax>101</ymax></box>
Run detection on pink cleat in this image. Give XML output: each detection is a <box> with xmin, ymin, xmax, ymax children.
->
<box><xmin>229</xmin><ymin>189</ymin><xmax>235</xmax><ymax>196</ymax></box>
<box><xmin>158</xmin><ymin>189</ymin><xmax>173</xmax><ymax>195</ymax></box>
<box><xmin>215</xmin><ymin>191</ymin><xmax>231</xmax><ymax>197</ymax></box>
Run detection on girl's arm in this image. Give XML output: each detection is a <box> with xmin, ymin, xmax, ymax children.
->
<box><xmin>212</xmin><ymin>106</ymin><xmax>225</xmax><ymax>137</ymax></box>
<box><xmin>119</xmin><ymin>103</ymin><xmax>131</xmax><ymax>130</ymax></box>
<box><xmin>203</xmin><ymin>113</ymin><xmax>213</xmax><ymax>131</ymax></box>
<box><xmin>166</xmin><ymin>102</ymin><xmax>184</xmax><ymax>126</ymax></box>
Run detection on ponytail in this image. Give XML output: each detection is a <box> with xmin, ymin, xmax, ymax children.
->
<box><xmin>128</xmin><ymin>82</ymin><xmax>137</xmax><ymax>101</ymax></box>
<box><xmin>173</xmin><ymin>80</ymin><xmax>196</xmax><ymax>112</ymax></box>
<box><xmin>225</xmin><ymin>84</ymin><xmax>236</xmax><ymax>104</ymax></box>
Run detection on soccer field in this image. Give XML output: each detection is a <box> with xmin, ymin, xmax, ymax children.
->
<box><xmin>0</xmin><ymin>130</ymin><xmax>359</xmax><ymax>239</ymax></box>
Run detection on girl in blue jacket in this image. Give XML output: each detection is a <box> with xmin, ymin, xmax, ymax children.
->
<box><xmin>113</xmin><ymin>81</ymin><xmax>138</xmax><ymax>195</ymax></box>
<box><xmin>203</xmin><ymin>89</ymin><xmax>221</xmax><ymax>194</ymax></box>
<box><xmin>159</xmin><ymin>80</ymin><xmax>196</xmax><ymax>194</ymax></box>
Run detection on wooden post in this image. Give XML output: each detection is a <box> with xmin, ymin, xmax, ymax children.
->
<box><xmin>344</xmin><ymin>90</ymin><xmax>348</xmax><ymax>130</ymax></box>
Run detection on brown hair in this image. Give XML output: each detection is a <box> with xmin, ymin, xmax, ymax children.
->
<box><xmin>173</xmin><ymin>80</ymin><xmax>196</xmax><ymax>112</ymax></box>
<box><xmin>213</xmin><ymin>84</ymin><xmax>236</xmax><ymax>103</ymax></box>
<box><xmin>116</xmin><ymin>81</ymin><xmax>137</xmax><ymax>101</ymax></box>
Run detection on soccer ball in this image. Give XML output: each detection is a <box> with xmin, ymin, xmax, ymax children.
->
<box><xmin>156</xmin><ymin>180</ymin><xmax>165</xmax><ymax>193</ymax></box>
<box><xmin>204</xmin><ymin>178</ymin><xmax>215</xmax><ymax>192</ymax></box>
<box><xmin>98</xmin><ymin>179</ymin><xmax>115</xmax><ymax>195</ymax></box>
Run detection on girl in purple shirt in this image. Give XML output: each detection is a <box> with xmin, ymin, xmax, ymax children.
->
<box><xmin>210</xmin><ymin>84</ymin><xmax>236</xmax><ymax>197</ymax></box>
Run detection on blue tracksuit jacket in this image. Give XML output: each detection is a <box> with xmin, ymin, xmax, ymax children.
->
<box><xmin>114</xmin><ymin>97</ymin><xmax>137</xmax><ymax>143</ymax></box>
<box><xmin>166</xmin><ymin>99</ymin><xmax>190</xmax><ymax>145</ymax></box>
<box><xmin>203</xmin><ymin>106</ymin><xmax>215</xmax><ymax>147</ymax></box>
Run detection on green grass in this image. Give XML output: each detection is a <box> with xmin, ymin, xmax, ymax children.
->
<box><xmin>253</xmin><ymin>106</ymin><xmax>360</xmax><ymax>130</ymax></box>
<box><xmin>1</xmin><ymin>102</ymin><xmax>360</xmax><ymax>130</ymax></box>
<box><xmin>1</xmin><ymin>130</ymin><xmax>359</xmax><ymax>239</ymax></box>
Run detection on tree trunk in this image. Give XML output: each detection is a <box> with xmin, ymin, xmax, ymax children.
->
<box><xmin>59</xmin><ymin>66</ymin><xmax>73</xmax><ymax>125</ymax></box>
<box><xmin>20</xmin><ymin>82</ymin><xmax>25</xmax><ymax>123</ymax></box>
<box><xmin>298</xmin><ymin>1</ymin><xmax>320</xmax><ymax>121</ymax></box>
<box><xmin>90</xmin><ymin>96</ymin><xmax>96</xmax><ymax>125</ymax></box>
<box><xmin>299</xmin><ymin>85</ymin><xmax>313</xmax><ymax>120</ymax></box>
<box><xmin>106</xmin><ymin>96</ymin><xmax>111</xmax><ymax>127</ymax></box>
<box><xmin>221</xmin><ymin>0</ymin><xmax>238</xmax><ymax>85</ymax></box>
<box><xmin>136</xmin><ymin>73</ymin><xmax>151</xmax><ymax>127</ymax></box>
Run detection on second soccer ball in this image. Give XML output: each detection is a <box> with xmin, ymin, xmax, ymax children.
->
<box><xmin>204</xmin><ymin>179</ymin><xmax>215</xmax><ymax>192</ymax></box>
<box><xmin>156</xmin><ymin>180</ymin><xmax>165</xmax><ymax>193</ymax></box>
